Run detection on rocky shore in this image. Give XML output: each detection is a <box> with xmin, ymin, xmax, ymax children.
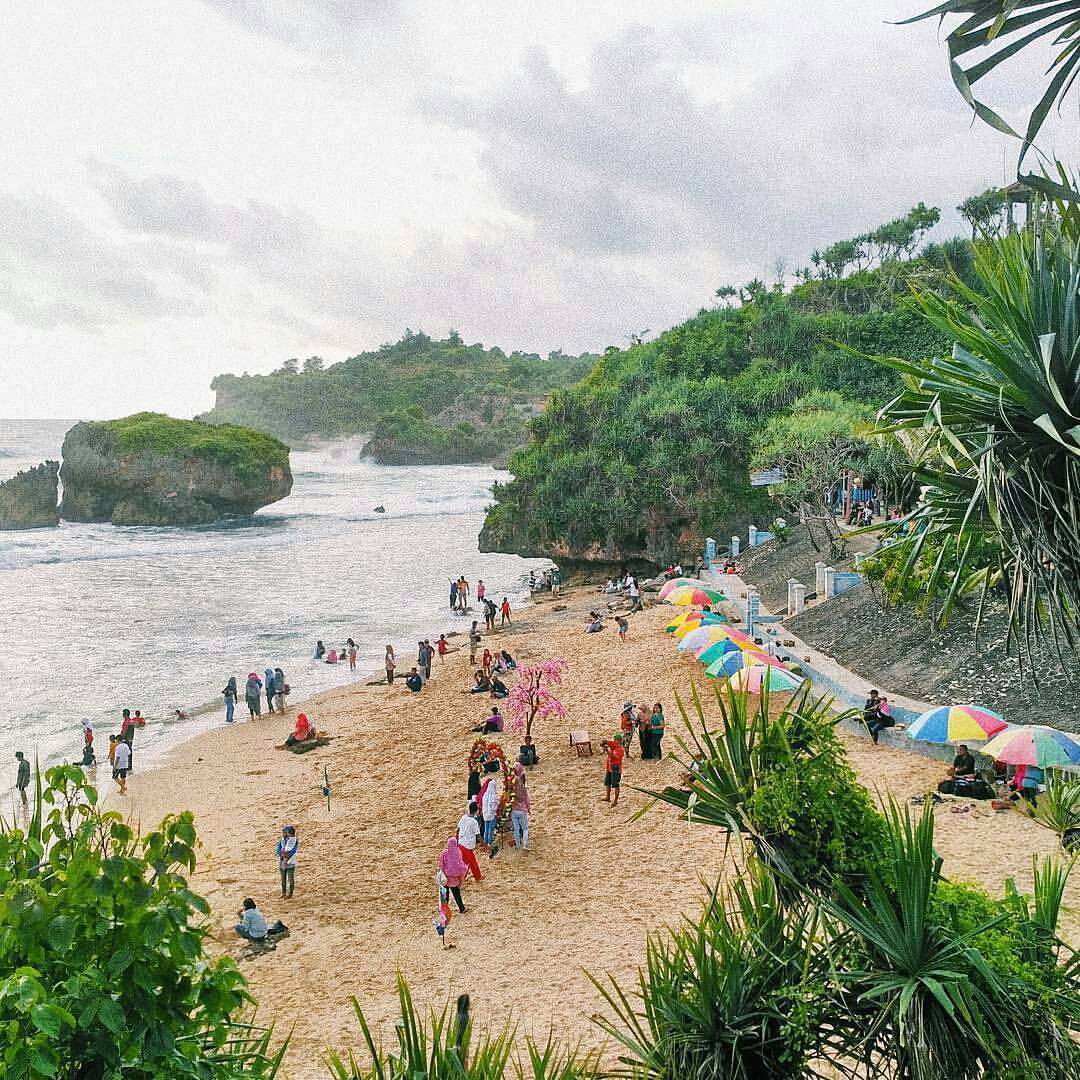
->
<box><xmin>0</xmin><ymin>460</ymin><xmax>59</xmax><ymax>529</ymax></box>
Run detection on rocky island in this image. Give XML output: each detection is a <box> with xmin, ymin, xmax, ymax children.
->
<box><xmin>59</xmin><ymin>413</ymin><xmax>292</xmax><ymax>526</ymax></box>
<box><xmin>0</xmin><ymin>460</ymin><xmax>60</xmax><ymax>530</ymax></box>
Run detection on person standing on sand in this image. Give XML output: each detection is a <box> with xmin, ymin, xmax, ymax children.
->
<box><xmin>619</xmin><ymin>703</ymin><xmax>635</xmax><ymax>758</ymax></box>
<box><xmin>511</xmin><ymin>762</ymin><xmax>531</xmax><ymax>850</ymax></box>
<box><xmin>469</xmin><ymin>621</ymin><xmax>481</xmax><ymax>664</ymax></box>
<box><xmin>481</xmin><ymin>768</ymin><xmax>500</xmax><ymax>849</ymax></box>
<box><xmin>485</xmin><ymin>599</ymin><xmax>497</xmax><ymax>632</ymax></box>
<box><xmin>347</xmin><ymin>640</ymin><xmax>358</xmax><ymax>671</ymax></box>
<box><xmin>650</xmin><ymin>703</ymin><xmax>665</xmax><ymax>760</ymax></box>
<box><xmin>636</xmin><ymin>703</ymin><xmax>652</xmax><ymax>760</ymax></box>
<box><xmin>273</xmin><ymin>668</ymin><xmax>286</xmax><ymax>713</ymax></box>
<box><xmin>603</xmin><ymin>738</ymin><xmax>624</xmax><ymax>806</ymax></box>
<box><xmin>437</xmin><ymin>634</ymin><xmax>450</xmax><ymax>663</ymax></box>
<box><xmin>264</xmin><ymin>667</ymin><xmax>276</xmax><ymax>714</ymax></box>
<box><xmin>459</xmin><ymin>577</ymin><xmax>470</xmax><ymax>612</ymax></box>
<box><xmin>121</xmin><ymin>709</ymin><xmax>145</xmax><ymax>773</ymax></box>
<box><xmin>245</xmin><ymin>673</ymin><xmax>262</xmax><ymax>718</ymax></box>
<box><xmin>476</xmin><ymin>578</ymin><xmax>486</xmax><ymax>606</ymax></box>
<box><xmin>113</xmin><ymin>737</ymin><xmax>131</xmax><ymax>795</ymax></box>
<box><xmin>223</xmin><ymin>676</ymin><xmax>237</xmax><ymax>723</ymax></box>
<box><xmin>15</xmin><ymin>752</ymin><xmax>30</xmax><ymax>805</ymax></box>
<box><xmin>449</xmin><ymin>579</ymin><xmax>458</xmax><ymax>612</ymax></box>
<box><xmin>616</xmin><ymin>616</ymin><xmax>629</xmax><ymax>642</ymax></box>
<box><xmin>457</xmin><ymin>801</ymin><xmax>482</xmax><ymax>882</ymax></box>
<box><xmin>277</xmin><ymin>825</ymin><xmax>298</xmax><ymax>899</ymax></box>
<box><xmin>385</xmin><ymin>645</ymin><xmax>396</xmax><ymax>684</ymax></box>
<box><xmin>500</xmin><ymin>597</ymin><xmax>512</xmax><ymax>626</ymax></box>
<box><xmin>423</xmin><ymin>640</ymin><xmax>435</xmax><ymax>680</ymax></box>
<box><xmin>439</xmin><ymin>836</ymin><xmax>468</xmax><ymax>913</ymax></box>
<box><xmin>551</xmin><ymin>566</ymin><xmax>561</xmax><ymax>595</ymax></box>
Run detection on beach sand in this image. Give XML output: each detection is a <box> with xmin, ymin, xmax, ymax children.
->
<box><xmin>104</xmin><ymin>588</ymin><xmax>1074</xmax><ymax>1078</ymax></box>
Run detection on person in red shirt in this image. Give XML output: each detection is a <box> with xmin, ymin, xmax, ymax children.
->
<box><xmin>603</xmin><ymin>739</ymin><xmax>624</xmax><ymax>806</ymax></box>
<box><xmin>500</xmin><ymin>597</ymin><xmax>512</xmax><ymax>626</ymax></box>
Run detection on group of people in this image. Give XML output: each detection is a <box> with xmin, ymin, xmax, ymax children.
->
<box><xmin>600</xmin><ymin>701</ymin><xmax>665</xmax><ymax>807</ymax></box>
<box><xmin>232</xmin><ymin>823</ymin><xmax>299</xmax><ymax>943</ymax></box>
<box><xmin>598</xmin><ymin>573</ymin><xmax>643</xmax><ymax>611</ymax></box>
<box><xmin>528</xmin><ymin>566</ymin><xmax>561</xmax><ymax>595</ymax></box>
<box><xmin>314</xmin><ymin>639</ymin><xmax>359</xmax><ymax>670</ymax></box>
<box><xmin>227</xmin><ymin>667</ymin><xmax>289</xmax><ymax>722</ymax></box>
<box><xmin>450</xmin><ymin>576</ymin><xmax>482</xmax><ymax>613</ymax></box>
<box><xmin>583</xmin><ymin>611</ymin><xmax>630</xmax><ymax>640</ymax></box>
<box><xmin>861</xmin><ymin>689</ymin><xmax>895</xmax><ymax>744</ymax></box>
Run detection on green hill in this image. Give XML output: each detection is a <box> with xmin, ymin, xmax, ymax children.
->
<box><xmin>200</xmin><ymin>331</ymin><xmax>597</xmax><ymax>464</ymax></box>
<box><xmin>481</xmin><ymin>211</ymin><xmax>969</xmax><ymax>571</ymax></box>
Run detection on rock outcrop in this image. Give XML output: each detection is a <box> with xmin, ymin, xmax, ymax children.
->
<box><xmin>0</xmin><ymin>460</ymin><xmax>60</xmax><ymax>530</ymax></box>
<box><xmin>60</xmin><ymin>413</ymin><xmax>292</xmax><ymax>526</ymax></box>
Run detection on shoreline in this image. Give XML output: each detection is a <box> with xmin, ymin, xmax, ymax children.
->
<box><xmin>95</xmin><ymin>586</ymin><xmax>1079</xmax><ymax>1079</ymax></box>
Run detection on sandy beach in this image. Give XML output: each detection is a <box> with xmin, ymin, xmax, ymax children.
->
<box><xmin>101</xmin><ymin>587</ymin><xmax>1074</xmax><ymax>1078</ymax></box>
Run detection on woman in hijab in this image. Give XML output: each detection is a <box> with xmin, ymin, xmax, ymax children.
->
<box><xmin>273</xmin><ymin>668</ymin><xmax>286</xmax><ymax>713</ymax></box>
<box><xmin>245</xmin><ymin>672</ymin><xmax>262</xmax><ymax>719</ymax></box>
<box><xmin>285</xmin><ymin>713</ymin><xmax>313</xmax><ymax>747</ymax></box>
<box><xmin>222</xmin><ymin>676</ymin><xmax>238</xmax><ymax>723</ymax></box>
<box><xmin>439</xmin><ymin>836</ymin><xmax>468</xmax><ymax>913</ymax></box>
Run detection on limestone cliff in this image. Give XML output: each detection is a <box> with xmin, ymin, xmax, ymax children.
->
<box><xmin>0</xmin><ymin>460</ymin><xmax>60</xmax><ymax>530</ymax></box>
<box><xmin>60</xmin><ymin>414</ymin><xmax>292</xmax><ymax>526</ymax></box>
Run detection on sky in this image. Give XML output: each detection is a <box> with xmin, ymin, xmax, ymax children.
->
<box><xmin>1</xmin><ymin>1</ymin><xmax>1075</xmax><ymax>419</ymax></box>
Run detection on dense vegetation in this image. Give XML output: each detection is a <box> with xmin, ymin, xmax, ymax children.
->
<box><xmin>200</xmin><ymin>331</ymin><xmax>596</xmax><ymax>464</ymax></box>
<box><xmin>0</xmin><ymin>767</ymin><xmax>283</xmax><ymax>1078</ymax></box>
<box><xmin>98</xmin><ymin>412</ymin><xmax>290</xmax><ymax>482</ymax></box>
<box><xmin>482</xmin><ymin>210</ymin><xmax>961</xmax><ymax>565</ymax></box>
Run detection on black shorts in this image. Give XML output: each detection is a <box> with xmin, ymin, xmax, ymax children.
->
<box><xmin>605</xmin><ymin>767</ymin><xmax>621</xmax><ymax>789</ymax></box>
<box><xmin>113</xmin><ymin>768</ymin><xmax>128</xmax><ymax>780</ymax></box>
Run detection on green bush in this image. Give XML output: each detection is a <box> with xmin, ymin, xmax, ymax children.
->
<box><xmin>0</xmin><ymin>765</ymin><xmax>283</xmax><ymax>1079</ymax></box>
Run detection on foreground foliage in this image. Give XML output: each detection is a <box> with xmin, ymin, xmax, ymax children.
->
<box><xmin>0</xmin><ymin>766</ymin><xmax>283</xmax><ymax>1079</ymax></box>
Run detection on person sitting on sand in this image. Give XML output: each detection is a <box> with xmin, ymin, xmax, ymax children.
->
<box><xmin>469</xmin><ymin>670</ymin><xmax>491</xmax><ymax>694</ymax></box>
<box><xmin>947</xmin><ymin>744</ymin><xmax>976</xmax><ymax>780</ymax></box>
<box><xmin>404</xmin><ymin>667</ymin><xmax>423</xmax><ymax>693</ymax></box>
<box><xmin>518</xmin><ymin>734</ymin><xmax>539</xmax><ymax>767</ymax></box>
<box><xmin>473</xmin><ymin>706</ymin><xmax>504</xmax><ymax>734</ymax></box>
<box><xmin>584</xmin><ymin>612</ymin><xmax>604</xmax><ymax>633</ymax></box>
<box><xmin>499</xmin><ymin>649</ymin><xmax>516</xmax><ymax>670</ymax></box>
<box><xmin>489</xmin><ymin>675</ymin><xmax>509</xmax><ymax>700</ymax></box>
<box><xmin>285</xmin><ymin>713</ymin><xmax>314</xmax><ymax>747</ymax></box>
<box><xmin>235</xmin><ymin>897</ymin><xmax>268</xmax><ymax>941</ymax></box>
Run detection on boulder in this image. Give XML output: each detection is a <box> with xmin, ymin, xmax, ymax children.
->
<box><xmin>0</xmin><ymin>460</ymin><xmax>60</xmax><ymax>530</ymax></box>
<box><xmin>60</xmin><ymin>413</ymin><xmax>292</xmax><ymax>526</ymax></box>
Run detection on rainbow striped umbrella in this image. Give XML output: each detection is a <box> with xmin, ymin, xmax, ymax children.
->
<box><xmin>665</xmin><ymin>610</ymin><xmax>699</xmax><ymax>632</ymax></box>
<box><xmin>659</xmin><ymin>577</ymin><xmax>699</xmax><ymax>600</ymax></box>
<box><xmin>706</xmin><ymin>650</ymin><xmax>787</xmax><ymax>679</ymax></box>
<box><xmin>979</xmin><ymin>725</ymin><xmax>1080</xmax><ymax>768</ymax></box>
<box><xmin>906</xmin><ymin>705</ymin><xmax>1009</xmax><ymax>744</ymax></box>
<box><xmin>666</xmin><ymin>585</ymin><xmax>727</xmax><ymax>607</ymax></box>
<box><xmin>672</xmin><ymin>620</ymin><xmax>704</xmax><ymax>641</ymax></box>
<box><xmin>679</xmin><ymin>627</ymin><xmax>732</xmax><ymax>652</ymax></box>
<box><xmin>726</xmin><ymin>665</ymin><xmax>803</xmax><ymax>693</ymax></box>
<box><xmin>695</xmin><ymin>639</ymin><xmax>741</xmax><ymax>664</ymax></box>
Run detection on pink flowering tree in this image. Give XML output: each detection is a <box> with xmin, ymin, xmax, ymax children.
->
<box><xmin>505</xmin><ymin>658</ymin><xmax>568</xmax><ymax>739</ymax></box>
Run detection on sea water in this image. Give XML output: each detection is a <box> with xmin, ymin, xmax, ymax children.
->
<box><xmin>0</xmin><ymin>419</ymin><xmax>546</xmax><ymax>788</ymax></box>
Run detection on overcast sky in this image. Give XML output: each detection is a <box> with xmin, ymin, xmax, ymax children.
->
<box><xmin>1</xmin><ymin>1</ymin><xmax>1075</xmax><ymax>419</ymax></box>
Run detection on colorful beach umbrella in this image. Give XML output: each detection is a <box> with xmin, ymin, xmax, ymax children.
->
<box><xmin>906</xmin><ymin>705</ymin><xmax>1009</xmax><ymax>744</ymax></box>
<box><xmin>665</xmin><ymin>585</ymin><xmax>727</xmax><ymax>607</ymax></box>
<box><xmin>659</xmin><ymin>577</ymin><xmax>699</xmax><ymax>600</ymax></box>
<box><xmin>706</xmin><ymin>649</ymin><xmax>787</xmax><ymax>679</ymax></box>
<box><xmin>679</xmin><ymin>627</ymin><xmax>732</xmax><ymax>652</ymax></box>
<box><xmin>979</xmin><ymin>726</ymin><xmax>1080</xmax><ymax>768</ymax></box>
<box><xmin>726</xmin><ymin>665</ymin><xmax>803</xmax><ymax>693</ymax></box>
<box><xmin>672</xmin><ymin>620</ymin><xmax>704</xmax><ymax>641</ymax></box>
<box><xmin>694</xmin><ymin>639</ymin><xmax>742</xmax><ymax>664</ymax></box>
<box><xmin>665</xmin><ymin>610</ymin><xmax>699</xmax><ymax>632</ymax></box>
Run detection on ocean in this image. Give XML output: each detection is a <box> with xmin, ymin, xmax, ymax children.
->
<box><xmin>0</xmin><ymin>419</ymin><xmax>546</xmax><ymax>790</ymax></box>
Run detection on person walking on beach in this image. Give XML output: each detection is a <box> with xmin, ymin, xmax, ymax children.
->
<box><xmin>245</xmin><ymin>673</ymin><xmax>263</xmax><ymax>719</ymax></box>
<box><xmin>457</xmin><ymin>801</ymin><xmax>482</xmax><ymax>882</ymax></box>
<box><xmin>223</xmin><ymin>676</ymin><xmax>237</xmax><ymax>723</ymax></box>
<box><xmin>628</xmin><ymin>576</ymin><xmax>642</xmax><ymax>612</ymax></box>
<box><xmin>551</xmin><ymin>565</ymin><xmax>561</xmax><ymax>595</ymax></box>
<box><xmin>603</xmin><ymin>738</ymin><xmax>623</xmax><ymax>806</ymax></box>
<box><xmin>439</xmin><ymin>836</ymin><xmax>468</xmax><ymax>913</ymax></box>
<box><xmin>277</xmin><ymin>825</ymin><xmax>298</xmax><ymax>899</ymax></box>
<box><xmin>510</xmin><ymin>762</ymin><xmax>531</xmax><ymax>850</ymax></box>
<box><xmin>273</xmin><ymin>668</ymin><xmax>286</xmax><ymax>713</ymax></box>
<box><xmin>476</xmin><ymin>578</ymin><xmax>486</xmax><ymax>606</ymax></box>
<box><xmin>481</xmin><ymin>767</ymin><xmax>500</xmax><ymax>849</ymax></box>
<box><xmin>113</xmin><ymin>737</ymin><xmax>131</xmax><ymax>795</ymax></box>
<box><xmin>437</xmin><ymin>634</ymin><xmax>450</xmax><ymax>663</ymax></box>
<box><xmin>422</xmin><ymin>640</ymin><xmax>435</xmax><ymax>680</ymax></box>
<box><xmin>449</xmin><ymin>578</ymin><xmax>458</xmax><ymax>612</ymax></box>
<box><xmin>385</xmin><ymin>644</ymin><xmax>396</xmax><ymax>684</ymax></box>
<box><xmin>484</xmin><ymin>598</ymin><xmax>497</xmax><ymax>632</ymax></box>
<box><xmin>616</xmin><ymin>616</ymin><xmax>629</xmax><ymax>642</ymax></box>
<box><xmin>469</xmin><ymin>622</ymin><xmax>481</xmax><ymax>664</ymax></box>
<box><xmin>500</xmin><ymin>597</ymin><xmax>512</xmax><ymax>626</ymax></box>
<box><xmin>15</xmin><ymin>752</ymin><xmax>30</xmax><ymax>806</ymax></box>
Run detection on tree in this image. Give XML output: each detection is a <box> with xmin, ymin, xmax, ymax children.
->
<box><xmin>0</xmin><ymin>766</ymin><xmax>283</xmax><ymax>1078</ymax></box>
<box><xmin>879</xmin><ymin>210</ymin><xmax>1080</xmax><ymax>651</ymax></box>
<box><xmin>278</xmin><ymin>358</ymin><xmax>299</xmax><ymax>375</ymax></box>
<box><xmin>302</xmin><ymin>356</ymin><xmax>324</xmax><ymax>374</ymax></box>
<box><xmin>714</xmin><ymin>284</ymin><xmax>739</xmax><ymax>306</ymax></box>
<box><xmin>504</xmin><ymin>659</ymin><xmax>568</xmax><ymax>740</ymax></box>
<box><xmin>957</xmin><ymin>188</ymin><xmax>1006</xmax><ymax>239</ymax></box>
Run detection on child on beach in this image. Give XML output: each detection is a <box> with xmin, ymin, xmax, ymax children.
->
<box><xmin>468</xmin><ymin>622</ymin><xmax>481</xmax><ymax>664</ymax></box>
<box><xmin>603</xmin><ymin>739</ymin><xmax>624</xmax><ymax>806</ymax></box>
<box><xmin>434</xmin><ymin>875</ymin><xmax>454</xmax><ymax>948</ymax></box>
<box><xmin>277</xmin><ymin>825</ymin><xmax>298</xmax><ymax>899</ymax></box>
<box><xmin>437</xmin><ymin>634</ymin><xmax>450</xmax><ymax>663</ymax></box>
<box><xmin>500</xmin><ymin>597</ymin><xmax>512</xmax><ymax>626</ymax></box>
<box><xmin>481</xmin><ymin>649</ymin><xmax>493</xmax><ymax>678</ymax></box>
<box><xmin>616</xmin><ymin>616</ymin><xmax>629</xmax><ymax>642</ymax></box>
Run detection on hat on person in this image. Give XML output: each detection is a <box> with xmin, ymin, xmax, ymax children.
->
<box><xmin>622</xmin><ymin>701</ymin><xmax>633</xmax><ymax>712</ymax></box>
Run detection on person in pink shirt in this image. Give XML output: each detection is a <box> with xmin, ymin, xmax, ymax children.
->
<box><xmin>439</xmin><ymin>836</ymin><xmax>468</xmax><ymax>913</ymax></box>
